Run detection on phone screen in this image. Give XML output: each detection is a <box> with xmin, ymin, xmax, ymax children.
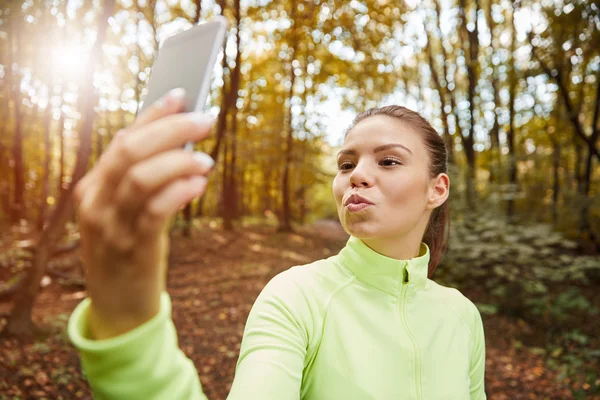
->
<box><xmin>138</xmin><ymin>18</ymin><xmax>227</xmax><ymax>121</ymax></box>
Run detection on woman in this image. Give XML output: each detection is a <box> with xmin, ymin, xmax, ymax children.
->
<box><xmin>68</xmin><ymin>88</ymin><xmax>486</xmax><ymax>399</ymax></box>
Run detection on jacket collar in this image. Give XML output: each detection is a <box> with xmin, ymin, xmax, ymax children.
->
<box><xmin>337</xmin><ymin>235</ymin><xmax>430</xmax><ymax>296</ymax></box>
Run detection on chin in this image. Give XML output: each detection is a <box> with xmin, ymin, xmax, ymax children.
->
<box><xmin>341</xmin><ymin>216</ymin><xmax>409</xmax><ymax>243</ymax></box>
<box><xmin>340</xmin><ymin>219</ymin><xmax>381</xmax><ymax>239</ymax></box>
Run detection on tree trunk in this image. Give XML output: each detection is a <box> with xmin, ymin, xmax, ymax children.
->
<box><xmin>181</xmin><ymin>0</ymin><xmax>202</xmax><ymax>238</ymax></box>
<box><xmin>579</xmin><ymin>149</ymin><xmax>594</xmax><ymax>238</ymax></box>
<box><xmin>279</xmin><ymin>0</ymin><xmax>298</xmax><ymax>233</ymax></box>
<box><xmin>279</xmin><ymin>92</ymin><xmax>295</xmax><ymax>232</ymax></box>
<box><xmin>223</xmin><ymin>0</ymin><xmax>242</xmax><ymax>231</ymax></box>
<box><xmin>7</xmin><ymin>17</ymin><xmax>26</xmax><ymax>224</ymax></box>
<box><xmin>297</xmin><ymin>185</ymin><xmax>307</xmax><ymax>225</ymax></box>
<box><xmin>574</xmin><ymin>139</ymin><xmax>583</xmax><ymax>193</ymax></box>
<box><xmin>239</xmin><ymin>168</ymin><xmax>247</xmax><ymax>218</ymax></box>
<box><xmin>228</xmin><ymin>112</ymin><xmax>238</xmax><ymax>225</ymax></box>
<box><xmin>264</xmin><ymin>168</ymin><xmax>272</xmax><ymax>212</ymax></box>
<box><xmin>0</xmin><ymin>101</ymin><xmax>10</xmax><ymax>220</ymax></box>
<box><xmin>37</xmin><ymin>17</ymin><xmax>60</xmax><ymax>231</ymax></box>
<box><xmin>424</xmin><ymin>27</ymin><xmax>453</xmax><ymax>164</ymax></box>
<box><xmin>36</xmin><ymin>97</ymin><xmax>53</xmax><ymax>231</ymax></box>
<box><xmin>194</xmin><ymin>63</ymin><xmax>229</xmax><ymax>219</ymax></box>
<box><xmin>3</xmin><ymin>0</ymin><xmax>114</xmax><ymax>337</ymax></box>
<box><xmin>455</xmin><ymin>0</ymin><xmax>479</xmax><ymax>211</ymax></box>
<box><xmin>182</xmin><ymin>203</ymin><xmax>193</xmax><ymax>237</ymax></box>
<box><xmin>432</xmin><ymin>0</ymin><xmax>455</xmax><ymax>165</ymax></box>
<box><xmin>484</xmin><ymin>0</ymin><xmax>501</xmax><ymax>183</ymax></box>
<box><xmin>54</xmin><ymin>112</ymin><xmax>65</xmax><ymax>191</ymax></box>
<box><xmin>529</xmin><ymin>38</ymin><xmax>600</xmax><ymax>162</ymax></box>
<box><xmin>463</xmin><ymin>0</ymin><xmax>479</xmax><ymax>211</ymax></box>
<box><xmin>551</xmin><ymin>138</ymin><xmax>561</xmax><ymax>224</ymax></box>
<box><xmin>195</xmin><ymin>2</ymin><xmax>230</xmax><ymax>219</ymax></box>
<box><xmin>506</xmin><ymin>1</ymin><xmax>519</xmax><ymax>220</ymax></box>
<box><xmin>209</xmin><ymin>51</ymin><xmax>230</xmax><ymax>164</ymax></box>
<box><xmin>221</xmin><ymin>130</ymin><xmax>231</xmax><ymax>229</ymax></box>
<box><xmin>579</xmin><ymin>70</ymin><xmax>599</xmax><ymax>243</ymax></box>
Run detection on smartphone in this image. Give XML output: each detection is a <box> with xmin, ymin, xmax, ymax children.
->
<box><xmin>138</xmin><ymin>16</ymin><xmax>228</xmax><ymax>151</ymax></box>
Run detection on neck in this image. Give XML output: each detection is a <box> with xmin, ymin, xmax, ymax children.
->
<box><xmin>360</xmin><ymin>222</ymin><xmax>426</xmax><ymax>260</ymax></box>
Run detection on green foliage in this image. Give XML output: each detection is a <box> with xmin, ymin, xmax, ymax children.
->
<box><xmin>524</xmin><ymin>287</ymin><xmax>599</xmax><ymax>324</ymax></box>
<box><xmin>31</xmin><ymin>341</ymin><xmax>52</xmax><ymax>355</ymax></box>
<box><xmin>50</xmin><ymin>365</ymin><xmax>76</xmax><ymax>386</ymax></box>
<box><xmin>474</xmin><ymin>303</ymin><xmax>499</xmax><ymax>315</ymax></box>
<box><xmin>441</xmin><ymin>207</ymin><xmax>599</xmax><ymax>286</ymax></box>
<box><xmin>437</xmin><ymin>197</ymin><xmax>599</xmax><ymax>396</ymax></box>
<box><xmin>0</xmin><ymin>245</ymin><xmax>32</xmax><ymax>273</ymax></box>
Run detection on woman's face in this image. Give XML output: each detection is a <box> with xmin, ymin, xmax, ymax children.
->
<box><xmin>332</xmin><ymin>115</ymin><xmax>445</xmax><ymax>241</ymax></box>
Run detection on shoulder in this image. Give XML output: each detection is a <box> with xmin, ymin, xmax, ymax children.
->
<box><xmin>426</xmin><ymin>280</ymin><xmax>484</xmax><ymax>340</ymax></box>
<box><xmin>247</xmin><ymin>257</ymin><xmax>345</xmax><ymax>341</ymax></box>
<box><xmin>262</xmin><ymin>256</ymin><xmax>349</xmax><ymax>298</ymax></box>
<box><xmin>254</xmin><ymin>256</ymin><xmax>347</xmax><ymax>313</ymax></box>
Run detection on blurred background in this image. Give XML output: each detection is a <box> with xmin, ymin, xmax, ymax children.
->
<box><xmin>0</xmin><ymin>0</ymin><xmax>599</xmax><ymax>399</ymax></box>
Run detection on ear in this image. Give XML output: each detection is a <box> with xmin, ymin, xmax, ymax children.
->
<box><xmin>426</xmin><ymin>173</ymin><xmax>449</xmax><ymax>210</ymax></box>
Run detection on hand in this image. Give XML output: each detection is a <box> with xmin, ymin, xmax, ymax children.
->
<box><xmin>73</xmin><ymin>89</ymin><xmax>215</xmax><ymax>339</ymax></box>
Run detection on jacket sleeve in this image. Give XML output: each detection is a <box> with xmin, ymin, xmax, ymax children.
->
<box><xmin>468</xmin><ymin>304</ymin><xmax>487</xmax><ymax>400</ymax></box>
<box><xmin>68</xmin><ymin>270</ymin><xmax>310</xmax><ymax>400</ymax></box>
<box><xmin>68</xmin><ymin>292</ymin><xmax>208</xmax><ymax>400</ymax></box>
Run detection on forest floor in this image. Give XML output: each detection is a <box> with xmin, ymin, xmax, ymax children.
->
<box><xmin>0</xmin><ymin>220</ymin><xmax>597</xmax><ymax>399</ymax></box>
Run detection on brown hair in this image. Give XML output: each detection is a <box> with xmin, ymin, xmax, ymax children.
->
<box><xmin>345</xmin><ymin>105</ymin><xmax>450</xmax><ymax>277</ymax></box>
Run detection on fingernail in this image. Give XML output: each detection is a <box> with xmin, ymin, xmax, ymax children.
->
<box><xmin>155</xmin><ymin>88</ymin><xmax>185</xmax><ymax>108</ymax></box>
<box><xmin>188</xmin><ymin>112</ymin><xmax>215</xmax><ymax>127</ymax></box>
<box><xmin>167</xmin><ymin>87</ymin><xmax>186</xmax><ymax>100</ymax></box>
<box><xmin>193</xmin><ymin>151</ymin><xmax>215</xmax><ymax>168</ymax></box>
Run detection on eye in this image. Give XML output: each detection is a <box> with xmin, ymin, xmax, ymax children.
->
<box><xmin>380</xmin><ymin>157</ymin><xmax>402</xmax><ymax>166</ymax></box>
<box><xmin>338</xmin><ymin>161</ymin><xmax>354</xmax><ymax>171</ymax></box>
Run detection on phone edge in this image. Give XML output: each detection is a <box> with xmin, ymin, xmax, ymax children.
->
<box><xmin>185</xmin><ymin>17</ymin><xmax>228</xmax><ymax>152</ymax></box>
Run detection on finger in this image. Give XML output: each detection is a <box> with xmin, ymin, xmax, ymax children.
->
<box><xmin>137</xmin><ymin>176</ymin><xmax>209</xmax><ymax>236</ymax></box>
<box><xmin>76</xmin><ymin>181</ymin><xmax>113</xmax><ymax>237</ymax></box>
<box><xmin>94</xmin><ymin>112</ymin><xmax>215</xmax><ymax>207</ymax></box>
<box><xmin>131</xmin><ymin>88</ymin><xmax>187</xmax><ymax>130</ymax></box>
<box><xmin>74</xmin><ymin>129</ymin><xmax>129</xmax><ymax>203</ymax></box>
<box><xmin>115</xmin><ymin>150</ymin><xmax>215</xmax><ymax>222</ymax></box>
<box><xmin>73</xmin><ymin>177</ymin><xmax>88</xmax><ymax>209</ymax></box>
<box><xmin>78</xmin><ymin>88</ymin><xmax>188</xmax><ymax>205</ymax></box>
<box><xmin>73</xmin><ymin>169</ymin><xmax>104</xmax><ymax>213</ymax></box>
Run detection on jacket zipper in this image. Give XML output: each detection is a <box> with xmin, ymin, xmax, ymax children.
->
<box><xmin>401</xmin><ymin>266</ymin><xmax>422</xmax><ymax>399</ymax></box>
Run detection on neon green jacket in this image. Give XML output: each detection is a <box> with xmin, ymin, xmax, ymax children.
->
<box><xmin>68</xmin><ymin>235</ymin><xmax>486</xmax><ymax>399</ymax></box>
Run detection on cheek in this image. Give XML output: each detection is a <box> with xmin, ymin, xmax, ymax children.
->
<box><xmin>382</xmin><ymin>176</ymin><xmax>427</xmax><ymax>205</ymax></box>
<box><xmin>332</xmin><ymin>175</ymin><xmax>344</xmax><ymax>202</ymax></box>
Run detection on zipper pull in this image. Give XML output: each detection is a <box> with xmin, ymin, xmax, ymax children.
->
<box><xmin>403</xmin><ymin>267</ymin><xmax>409</xmax><ymax>284</ymax></box>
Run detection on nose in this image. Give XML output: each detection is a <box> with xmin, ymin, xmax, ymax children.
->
<box><xmin>349</xmin><ymin>162</ymin><xmax>373</xmax><ymax>188</ymax></box>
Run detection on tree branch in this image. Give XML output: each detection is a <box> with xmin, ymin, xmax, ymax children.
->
<box><xmin>528</xmin><ymin>32</ymin><xmax>600</xmax><ymax>161</ymax></box>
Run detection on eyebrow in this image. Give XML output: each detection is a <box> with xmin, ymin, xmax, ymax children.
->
<box><xmin>337</xmin><ymin>143</ymin><xmax>413</xmax><ymax>157</ymax></box>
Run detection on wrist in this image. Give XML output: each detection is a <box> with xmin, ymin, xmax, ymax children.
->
<box><xmin>87</xmin><ymin>292</ymin><xmax>161</xmax><ymax>340</ymax></box>
<box><xmin>88</xmin><ymin>300</ymin><xmax>160</xmax><ymax>340</ymax></box>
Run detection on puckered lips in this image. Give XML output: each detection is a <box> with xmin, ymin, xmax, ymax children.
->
<box><xmin>343</xmin><ymin>193</ymin><xmax>374</xmax><ymax>212</ymax></box>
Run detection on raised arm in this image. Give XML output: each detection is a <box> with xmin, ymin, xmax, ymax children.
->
<box><xmin>68</xmin><ymin>87</ymin><xmax>215</xmax><ymax>399</ymax></box>
<box><xmin>68</xmin><ymin>87</ymin><xmax>312</xmax><ymax>398</ymax></box>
